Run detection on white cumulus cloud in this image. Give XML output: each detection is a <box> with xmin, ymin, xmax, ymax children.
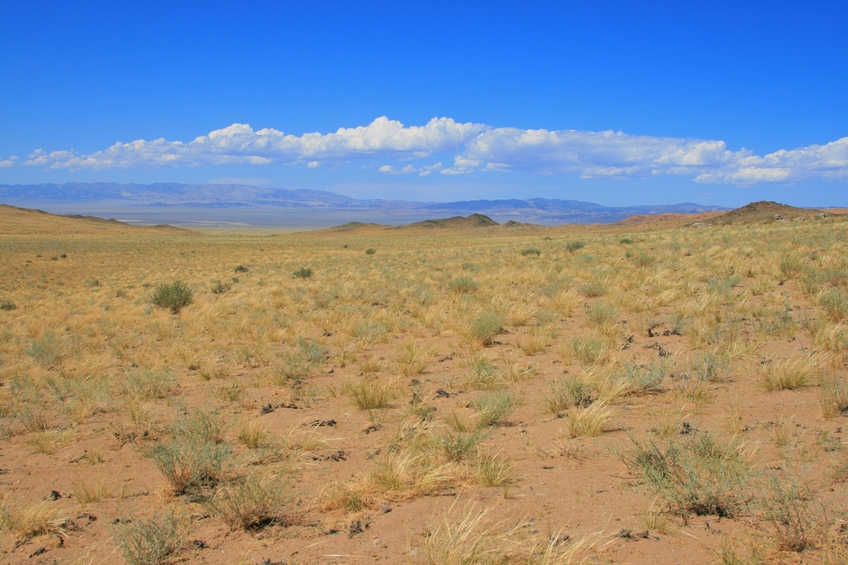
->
<box><xmin>22</xmin><ymin>117</ymin><xmax>487</xmax><ymax>171</ymax></box>
<box><xmin>0</xmin><ymin>155</ymin><xmax>19</xmax><ymax>168</ymax></box>
<box><xmin>18</xmin><ymin>117</ymin><xmax>848</xmax><ymax>186</ymax></box>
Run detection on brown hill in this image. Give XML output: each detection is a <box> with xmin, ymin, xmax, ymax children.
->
<box><xmin>699</xmin><ymin>201</ymin><xmax>828</xmax><ymax>226</ymax></box>
<box><xmin>398</xmin><ymin>213</ymin><xmax>499</xmax><ymax>230</ymax></box>
<box><xmin>0</xmin><ymin>204</ymin><xmax>194</xmax><ymax>236</ymax></box>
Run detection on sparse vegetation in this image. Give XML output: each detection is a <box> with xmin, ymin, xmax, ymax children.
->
<box><xmin>147</xmin><ymin>410</ymin><xmax>231</xmax><ymax>494</ymax></box>
<box><xmin>113</xmin><ymin>511</ymin><xmax>187</xmax><ymax>565</ymax></box>
<box><xmin>2</xmin><ymin>205</ymin><xmax>847</xmax><ymax>563</ymax></box>
<box><xmin>150</xmin><ymin>280</ymin><xmax>193</xmax><ymax>313</ymax></box>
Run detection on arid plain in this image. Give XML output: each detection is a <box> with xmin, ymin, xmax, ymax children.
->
<box><xmin>2</xmin><ymin>202</ymin><xmax>848</xmax><ymax>564</ymax></box>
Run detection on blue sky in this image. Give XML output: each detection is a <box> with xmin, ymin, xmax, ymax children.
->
<box><xmin>1</xmin><ymin>1</ymin><xmax>847</xmax><ymax>207</ymax></box>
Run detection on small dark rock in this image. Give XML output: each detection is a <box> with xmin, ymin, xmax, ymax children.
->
<box><xmin>192</xmin><ymin>539</ymin><xmax>208</xmax><ymax>549</ymax></box>
<box><xmin>363</xmin><ymin>423</ymin><xmax>383</xmax><ymax>434</ymax></box>
<box><xmin>305</xmin><ymin>419</ymin><xmax>337</xmax><ymax>427</ymax></box>
<box><xmin>76</xmin><ymin>512</ymin><xmax>97</xmax><ymax>524</ymax></box>
<box><xmin>381</xmin><ymin>504</ymin><xmax>392</xmax><ymax>514</ymax></box>
<box><xmin>348</xmin><ymin>519</ymin><xmax>369</xmax><ymax>538</ymax></box>
<box><xmin>435</xmin><ymin>388</ymin><xmax>451</xmax><ymax>399</ymax></box>
<box><xmin>260</xmin><ymin>403</ymin><xmax>275</xmax><ymax>415</ymax></box>
<box><xmin>47</xmin><ymin>490</ymin><xmax>61</xmax><ymax>501</ymax></box>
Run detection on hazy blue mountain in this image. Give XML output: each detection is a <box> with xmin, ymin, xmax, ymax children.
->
<box><xmin>0</xmin><ymin>182</ymin><xmax>727</xmax><ymax>225</ymax></box>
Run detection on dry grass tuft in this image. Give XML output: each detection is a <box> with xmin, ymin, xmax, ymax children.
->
<box><xmin>567</xmin><ymin>401</ymin><xmax>612</xmax><ymax>438</ymax></box>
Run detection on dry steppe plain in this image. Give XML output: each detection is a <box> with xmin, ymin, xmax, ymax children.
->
<box><xmin>2</xmin><ymin>204</ymin><xmax>848</xmax><ymax>564</ymax></box>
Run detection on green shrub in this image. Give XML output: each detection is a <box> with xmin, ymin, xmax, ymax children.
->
<box><xmin>469</xmin><ymin>310</ymin><xmax>503</xmax><ymax>346</ymax></box>
<box><xmin>0</xmin><ymin>301</ymin><xmax>17</xmax><ymax>311</ymax></box>
<box><xmin>821</xmin><ymin>288</ymin><xmax>848</xmax><ymax>321</ymax></box>
<box><xmin>437</xmin><ymin>431</ymin><xmax>484</xmax><ymax>462</ymax></box>
<box><xmin>207</xmin><ymin>473</ymin><xmax>291</xmax><ymax>531</ymax></box>
<box><xmin>114</xmin><ymin>511</ymin><xmax>187</xmax><ymax>565</ymax></box>
<box><xmin>620</xmin><ymin>433</ymin><xmax>755</xmax><ymax>518</ymax></box>
<box><xmin>292</xmin><ymin>267</ymin><xmax>313</xmax><ymax>279</ymax></box>
<box><xmin>348</xmin><ymin>377</ymin><xmax>393</xmax><ymax>412</ymax></box>
<box><xmin>365</xmin><ymin>248</ymin><xmax>376</xmax><ymax>255</ymax></box>
<box><xmin>449</xmin><ymin>276</ymin><xmax>479</xmax><ymax>294</ymax></box>
<box><xmin>274</xmin><ymin>338</ymin><xmax>326</xmax><ymax>384</ymax></box>
<box><xmin>545</xmin><ymin>376</ymin><xmax>594</xmax><ymax>413</ymax></box>
<box><xmin>610</xmin><ymin>361</ymin><xmax>668</xmax><ymax>395</ymax></box>
<box><xmin>234</xmin><ymin>264</ymin><xmax>249</xmax><ymax>273</ymax></box>
<box><xmin>820</xmin><ymin>375</ymin><xmax>848</xmax><ymax>418</ymax></box>
<box><xmin>578</xmin><ymin>282</ymin><xmax>605</xmax><ymax>297</ymax></box>
<box><xmin>630</xmin><ymin>252</ymin><xmax>656</xmax><ymax>267</ymax></box>
<box><xmin>209</xmin><ymin>279</ymin><xmax>229</xmax><ymax>295</ymax></box>
<box><xmin>25</xmin><ymin>333</ymin><xmax>61</xmax><ymax>366</ymax></box>
<box><xmin>568</xmin><ymin>336</ymin><xmax>608</xmax><ymax>366</ymax></box>
<box><xmin>466</xmin><ymin>355</ymin><xmax>501</xmax><ymax>389</ymax></box>
<box><xmin>353</xmin><ymin>319</ymin><xmax>388</xmax><ymax>343</ymax></box>
<box><xmin>587</xmin><ymin>302</ymin><xmax>616</xmax><ymax>326</ymax></box>
<box><xmin>566</xmin><ymin>240</ymin><xmax>586</xmax><ymax>253</ymax></box>
<box><xmin>760</xmin><ymin>474</ymin><xmax>833</xmax><ymax>552</ymax></box>
<box><xmin>687</xmin><ymin>352</ymin><xmax>729</xmax><ymax>382</ymax></box>
<box><xmin>147</xmin><ymin>411</ymin><xmax>231</xmax><ymax>495</ymax></box>
<box><xmin>121</xmin><ymin>369</ymin><xmax>176</xmax><ymax>401</ymax></box>
<box><xmin>150</xmin><ymin>281</ymin><xmax>193</xmax><ymax>314</ymax></box>
<box><xmin>520</xmin><ymin>248</ymin><xmax>541</xmax><ymax>256</ymax></box>
<box><xmin>473</xmin><ymin>390</ymin><xmax>518</xmax><ymax>428</ymax></box>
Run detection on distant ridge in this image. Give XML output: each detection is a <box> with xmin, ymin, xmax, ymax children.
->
<box><xmin>699</xmin><ymin>201</ymin><xmax>830</xmax><ymax>225</ymax></box>
<box><xmin>0</xmin><ymin>203</ymin><xmax>193</xmax><ymax>236</ymax></box>
<box><xmin>400</xmin><ymin>213</ymin><xmax>498</xmax><ymax>230</ymax></box>
<box><xmin>0</xmin><ymin>182</ymin><xmax>727</xmax><ymax>226</ymax></box>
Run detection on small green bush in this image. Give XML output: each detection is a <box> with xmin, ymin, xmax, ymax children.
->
<box><xmin>207</xmin><ymin>473</ymin><xmax>291</xmax><ymax>531</ymax></box>
<box><xmin>687</xmin><ymin>352</ymin><xmax>729</xmax><ymax>382</ymax></box>
<box><xmin>0</xmin><ymin>301</ymin><xmax>17</xmax><ymax>311</ymax></box>
<box><xmin>114</xmin><ymin>511</ymin><xmax>187</xmax><ymax>565</ymax></box>
<box><xmin>821</xmin><ymin>288</ymin><xmax>848</xmax><ymax>321</ymax></box>
<box><xmin>151</xmin><ymin>281</ymin><xmax>193</xmax><ymax>314</ymax></box>
<box><xmin>437</xmin><ymin>431</ymin><xmax>484</xmax><ymax>462</ymax></box>
<box><xmin>211</xmin><ymin>280</ymin><xmax>232</xmax><ymax>294</ymax></box>
<box><xmin>365</xmin><ymin>248</ymin><xmax>376</xmax><ymax>255</ymax></box>
<box><xmin>469</xmin><ymin>310</ymin><xmax>503</xmax><ymax>346</ymax></box>
<box><xmin>147</xmin><ymin>411</ymin><xmax>231</xmax><ymax>495</ymax></box>
<box><xmin>566</xmin><ymin>240</ymin><xmax>586</xmax><ymax>253</ymax></box>
<box><xmin>520</xmin><ymin>248</ymin><xmax>541</xmax><ymax>256</ymax></box>
<box><xmin>293</xmin><ymin>267</ymin><xmax>313</xmax><ymax>279</ymax></box>
<box><xmin>760</xmin><ymin>474</ymin><xmax>833</xmax><ymax>552</ymax></box>
<box><xmin>234</xmin><ymin>264</ymin><xmax>249</xmax><ymax>273</ymax></box>
<box><xmin>473</xmin><ymin>390</ymin><xmax>518</xmax><ymax>428</ymax></box>
<box><xmin>466</xmin><ymin>355</ymin><xmax>501</xmax><ymax>389</ymax></box>
<box><xmin>25</xmin><ymin>333</ymin><xmax>62</xmax><ymax>366</ymax></box>
<box><xmin>568</xmin><ymin>336</ymin><xmax>608</xmax><ymax>366</ymax></box>
<box><xmin>578</xmin><ymin>282</ymin><xmax>605</xmax><ymax>297</ymax></box>
<box><xmin>620</xmin><ymin>433</ymin><xmax>755</xmax><ymax>518</ymax></box>
<box><xmin>121</xmin><ymin>369</ymin><xmax>176</xmax><ymax>401</ymax></box>
<box><xmin>610</xmin><ymin>361</ymin><xmax>668</xmax><ymax>395</ymax></box>
<box><xmin>449</xmin><ymin>276</ymin><xmax>478</xmax><ymax>294</ymax></box>
<box><xmin>587</xmin><ymin>302</ymin><xmax>617</xmax><ymax>326</ymax></box>
<box><xmin>545</xmin><ymin>376</ymin><xmax>594</xmax><ymax>413</ymax></box>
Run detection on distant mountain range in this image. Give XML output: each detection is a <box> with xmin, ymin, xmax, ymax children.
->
<box><xmin>0</xmin><ymin>182</ymin><xmax>727</xmax><ymax>225</ymax></box>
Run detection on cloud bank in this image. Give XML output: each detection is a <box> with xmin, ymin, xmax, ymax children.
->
<box><xmin>18</xmin><ymin>117</ymin><xmax>848</xmax><ymax>186</ymax></box>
